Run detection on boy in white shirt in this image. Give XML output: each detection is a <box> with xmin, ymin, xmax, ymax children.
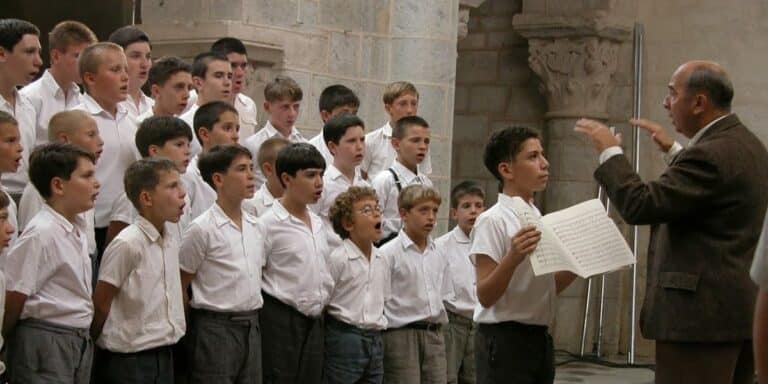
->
<box><xmin>108</xmin><ymin>25</ymin><xmax>154</xmax><ymax>119</ymax></box>
<box><xmin>472</xmin><ymin>127</ymin><xmax>577</xmax><ymax>384</ymax></box>
<box><xmin>260</xmin><ymin>143</ymin><xmax>332</xmax><ymax>384</ymax></box>
<box><xmin>311</xmin><ymin>112</ymin><xmax>368</xmax><ymax>249</ymax></box>
<box><xmin>91</xmin><ymin>158</ymin><xmax>186</xmax><ymax>384</ymax></box>
<box><xmin>0</xmin><ymin>19</ymin><xmax>42</xmax><ymax>202</ymax></box>
<box><xmin>184</xmin><ymin>101</ymin><xmax>240</xmax><ymax>219</ymax></box>
<box><xmin>0</xmin><ymin>192</ymin><xmax>15</xmax><ymax>376</ymax></box>
<box><xmin>212</xmin><ymin>37</ymin><xmax>259</xmax><ymax>140</ymax></box>
<box><xmin>21</xmin><ymin>20</ymin><xmax>97</xmax><ymax>147</ymax></box>
<box><xmin>4</xmin><ymin>143</ymin><xmax>100</xmax><ymax>383</ymax></box>
<box><xmin>179</xmin><ymin>52</ymin><xmax>232</xmax><ymax>156</ymax></box>
<box><xmin>436</xmin><ymin>181</ymin><xmax>486</xmax><ymax>384</ymax></box>
<box><xmin>244</xmin><ymin>75</ymin><xmax>307</xmax><ymax>188</ymax></box>
<box><xmin>324</xmin><ymin>186</ymin><xmax>387</xmax><ymax>383</ymax></box>
<box><xmin>105</xmin><ymin>115</ymin><xmax>192</xmax><ymax>243</ymax></box>
<box><xmin>380</xmin><ymin>184</ymin><xmax>451</xmax><ymax>384</ymax></box>
<box><xmin>180</xmin><ymin>144</ymin><xmax>264</xmax><ymax>383</ymax></box>
<box><xmin>242</xmin><ymin>136</ymin><xmax>288</xmax><ymax>217</ymax></box>
<box><xmin>0</xmin><ymin>112</ymin><xmax>24</xmax><ymax>264</ymax></box>
<box><xmin>362</xmin><ymin>81</ymin><xmax>431</xmax><ymax>180</ymax></box>
<box><xmin>371</xmin><ymin>115</ymin><xmax>432</xmax><ymax>245</ymax></box>
<box><xmin>74</xmin><ymin>42</ymin><xmax>140</xmax><ymax>256</ymax></box>
<box><xmin>142</xmin><ymin>56</ymin><xmax>192</xmax><ymax>120</ymax></box>
<box><xmin>308</xmin><ymin>84</ymin><xmax>359</xmax><ymax>165</ymax></box>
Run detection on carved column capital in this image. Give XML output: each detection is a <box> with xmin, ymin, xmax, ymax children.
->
<box><xmin>457</xmin><ymin>0</ymin><xmax>486</xmax><ymax>39</ymax></box>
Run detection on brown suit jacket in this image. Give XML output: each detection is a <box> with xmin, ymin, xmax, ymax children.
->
<box><xmin>595</xmin><ymin>114</ymin><xmax>768</xmax><ymax>342</ymax></box>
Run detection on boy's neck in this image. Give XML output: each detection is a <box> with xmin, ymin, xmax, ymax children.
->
<box><xmin>332</xmin><ymin>159</ymin><xmax>356</xmax><ymax>181</ymax></box>
<box><xmin>48</xmin><ymin>200</ymin><xmax>81</xmax><ymax>225</ymax></box>
<box><xmin>502</xmin><ymin>184</ymin><xmax>534</xmax><ymax>203</ymax></box>
<box><xmin>349</xmin><ymin>234</ymin><xmax>373</xmax><ymax>259</ymax></box>
<box><xmin>129</xmin><ymin>88</ymin><xmax>142</xmax><ymax>105</ymax></box>
<box><xmin>152</xmin><ymin>104</ymin><xmax>172</xmax><ymax>117</ymax></box>
<box><xmin>270</xmin><ymin>120</ymin><xmax>292</xmax><ymax>137</ymax></box>
<box><xmin>0</xmin><ymin>75</ymin><xmax>17</xmax><ymax>105</ymax></box>
<box><xmin>404</xmin><ymin>227</ymin><xmax>428</xmax><ymax>252</ymax></box>
<box><xmin>89</xmin><ymin>93</ymin><xmax>118</xmax><ymax>116</ymax></box>
<box><xmin>281</xmin><ymin>194</ymin><xmax>310</xmax><ymax>225</ymax></box>
<box><xmin>396</xmin><ymin>157</ymin><xmax>418</xmax><ymax>175</ymax></box>
<box><xmin>48</xmin><ymin>66</ymin><xmax>73</xmax><ymax>91</ymax></box>
<box><xmin>141</xmin><ymin>211</ymin><xmax>167</xmax><ymax>236</ymax></box>
<box><xmin>216</xmin><ymin>196</ymin><xmax>243</xmax><ymax>229</ymax></box>
<box><xmin>265</xmin><ymin>180</ymin><xmax>282</xmax><ymax>199</ymax></box>
<box><xmin>458</xmin><ymin>224</ymin><xmax>472</xmax><ymax>237</ymax></box>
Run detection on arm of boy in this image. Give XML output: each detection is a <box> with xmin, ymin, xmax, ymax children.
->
<box><xmin>475</xmin><ymin>226</ymin><xmax>540</xmax><ymax>308</ymax></box>
<box><xmin>104</xmin><ymin>221</ymin><xmax>129</xmax><ymax>246</ymax></box>
<box><xmin>3</xmin><ymin>291</ymin><xmax>27</xmax><ymax>338</ymax></box>
<box><xmin>180</xmin><ymin>271</ymin><xmax>195</xmax><ymax>310</ymax></box>
<box><xmin>91</xmin><ymin>238</ymin><xmax>138</xmax><ymax>340</ymax></box>
<box><xmin>91</xmin><ymin>282</ymin><xmax>119</xmax><ymax>340</ymax></box>
<box><xmin>178</xmin><ymin>222</ymin><xmax>206</xmax><ymax>311</ymax></box>
<box><xmin>555</xmin><ymin>272</ymin><xmax>578</xmax><ymax>294</ymax></box>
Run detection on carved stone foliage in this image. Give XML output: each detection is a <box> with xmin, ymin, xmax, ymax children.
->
<box><xmin>528</xmin><ymin>36</ymin><xmax>619</xmax><ymax>119</ymax></box>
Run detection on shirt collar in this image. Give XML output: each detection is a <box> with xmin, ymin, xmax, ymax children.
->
<box><xmin>210</xmin><ymin>202</ymin><xmax>257</xmax><ymax>228</ymax></box>
<box><xmin>497</xmin><ymin>193</ymin><xmax>541</xmax><ymax>218</ymax></box>
<box><xmin>451</xmin><ymin>225</ymin><xmax>471</xmax><ymax>244</ymax></box>
<box><xmin>272</xmin><ymin>200</ymin><xmax>323</xmax><ymax>234</ymax></box>
<box><xmin>80</xmin><ymin>93</ymin><xmax>128</xmax><ymax>120</ymax></box>
<box><xmin>264</xmin><ymin>120</ymin><xmax>303</xmax><ymax>141</ymax></box>
<box><xmin>326</xmin><ymin>163</ymin><xmax>362</xmax><ymax>183</ymax></box>
<box><xmin>135</xmin><ymin>215</ymin><xmax>162</xmax><ymax>243</ymax></box>
<box><xmin>391</xmin><ymin>160</ymin><xmax>420</xmax><ymax>183</ymax></box>
<box><xmin>342</xmin><ymin>239</ymin><xmax>365</xmax><ymax>260</ymax></box>
<box><xmin>688</xmin><ymin>113</ymin><xmax>731</xmax><ymax>147</ymax></box>
<box><xmin>0</xmin><ymin>88</ymin><xmax>26</xmax><ymax>111</ymax></box>
<box><xmin>41</xmin><ymin>70</ymin><xmax>80</xmax><ymax>98</ymax></box>
<box><xmin>258</xmin><ymin>183</ymin><xmax>276</xmax><ymax>206</ymax></box>
<box><xmin>42</xmin><ymin>204</ymin><xmax>86</xmax><ymax>235</ymax></box>
<box><xmin>398</xmin><ymin>229</ymin><xmax>435</xmax><ymax>253</ymax></box>
<box><xmin>382</xmin><ymin>122</ymin><xmax>393</xmax><ymax>138</ymax></box>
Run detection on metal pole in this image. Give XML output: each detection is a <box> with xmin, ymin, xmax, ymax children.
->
<box><xmin>628</xmin><ymin>23</ymin><xmax>644</xmax><ymax>365</ymax></box>
<box><xmin>579</xmin><ymin>278</ymin><xmax>592</xmax><ymax>356</ymax></box>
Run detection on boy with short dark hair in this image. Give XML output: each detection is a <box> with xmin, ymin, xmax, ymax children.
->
<box><xmin>371</xmin><ymin>115</ymin><xmax>433</xmax><ymax>245</ymax></box>
<box><xmin>144</xmin><ymin>56</ymin><xmax>193</xmax><ymax>119</ymax></box>
<box><xmin>0</xmin><ymin>191</ymin><xmax>16</xmax><ymax>375</ymax></box>
<box><xmin>180</xmin><ymin>144</ymin><xmax>264</xmax><ymax>383</ymax></box>
<box><xmin>308</xmin><ymin>84</ymin><xmax>360</xmax><ymax>165</ymax></box>
<box><xmin>109</xmin><ymin>25</ymin><xmax>153</xmax><ymax>119</ymax></box>
<box><xmin>244</xmin><ymin>75</ymin><xmax>307</xmax><ymax>188</ymax></box>
<box><xmin>380</xmin><ymin>184</ymin><xmax>450</xmax><ymax>384</ymax></box>
<box><xmin>260</xmin><ymin>142</ymin><xmax>332</xmax><ymax>384</ymax></box>
<box><xmin>472</xmin><ymin>127</ymin><xmax>576</xmax><ymax>384</ymax></box>
<box><xmin>21</xmin><ymin>20</ymin><xmax>97</xmax><ymax>147</ymax></box>
<box><xmin>324</xmin><ymin>186</ymin><xmax>388</xmax><ymax>383</ymax></box>
<box><xmin>211</xmin><ymin>37</ymin><xmax>259</xmax><ymax>140</ymax></box>
<box><xmin>179</xmin><ymin>52</ymin><xmax>232</xmax><ymax>156</ymax></box>
<box><xmin>184</xmin><ymin>101</ymin><xmax>240</xmax><ymax>219</ymax></box>
<box><xmin>436</xmin><ymin>181</ymin><xmax>486</xmax><ymax>384</ymax></box>
<box><xmin>0</xmin><ymin>18</ymin><xmax>43</xmax><ymax>201</ymax></box>
<box><xmin>4</xmin><ymin>143</ymin><xmax>99</xmax><ymax>383</ymax></box>
<box><xmin>91</xmin><ymin>158</ymin><xmax>186</xmax><ymax>384</ymax></box>
<box><xmin>0</xmin><ymin>112</ymin><xmax>23</xmax><ymax>262</ymax></box>
<box><xmin>242</xmin><ymin>136</ymin><xmax>289</xmax><ymax>217</ymax></box>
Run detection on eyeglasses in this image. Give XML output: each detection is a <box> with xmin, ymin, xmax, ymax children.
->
<box><xmin>357</xmin><ymin>205</ymin><xmax>382</xmax><ymax>216</ymax></box>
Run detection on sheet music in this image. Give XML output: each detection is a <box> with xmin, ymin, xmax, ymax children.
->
<box><xmin>508</xmin><ymin>198</ymin><xmax>574</xmax><ymax>275</ymax></box>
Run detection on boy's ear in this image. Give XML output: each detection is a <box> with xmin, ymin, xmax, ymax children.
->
<box><xmin>139</xmin><ymin>189</ymin><xmax>153</xmax><ymax>208</ymax></box>
<box><xmin>262</xmin><ymin>162</ymin><xmax>273</xmax><ymax>176</ymax></box>
<box><xmin>341</xmin><ymin>216</ymin><xmax>355</xmax><ymax>233</ymax></box>
<box><xmin>383</xmin><ymin>102</ymin><xmax>393</xmax><ymax>117</ymax></box>
<box><xmin>49</xmin><ymin>48</ymin><xmax>61</xmax><ymax>64</ymax></box>
<box><xmin>319</xmin><ymin>109</ymin><xmax>332</xmax><ymax>123</ymax></box>
<box><xmin>498</xmin><ymin>161</ymin><xmax>514</xmax><ymax>180</ymax></box>
<box><xmin>262</xmin><ymin>101</ymin><xmax>272</xmax><ymax>114</ymax></box>
<box><xmin>390</xmin><ymin>137</ymin><xmax>400</xmax><ymax>151</ymax></box>
<box><xmin>398</xmin><ymin>207</ymin><xmax>408</xmax><ymax>220</ymax></box>
<box><xmin>147</xmin><ymin>144</ymin><xmax>160</xmax><ymax>157</ymax></box>
<box><xmin>192</xmin><ymin>76</ymin><xmax>204</xmax><ymax>91</ymax></box>
<box><xmin>197</xmin><ymin>127</ymin><xmax>210</xmax><ymax>143</ymax></box>
<box><xmin>279</xmin><ymin>172</ymin><xmax>291</xmax><ymax>188</ymax></box>
<box><xmin>212</xmin><ymin>172</ymin><xmax>224</xmax><ymax>189</ymax></box>
<box><xmin>327</xmin><ymin>141</ymin><xmax>338</xmax><ymax>157</ymax></box>
<box><xmin>150</xmin><ymin>84</ymin><xmax>161</xmax><ymax>99</ymax></box>
<box><xmin>82</xmin><ymin>71</ymin><xmax>96</xmax><ymax>90</ymax></box>
<box><xmin>50</xmin><ymin>176</ymin><xmax>66</xmax><ymax>197</ymax></box>
<box><xmin>449</xmin><ymin>207</ymin><xmax>458</xmax><ymax>220</ymax></box>
<box><xmin>0</xmin><ymin>46</ymin><xmax>7</xmax><ymax>62</ymax></box>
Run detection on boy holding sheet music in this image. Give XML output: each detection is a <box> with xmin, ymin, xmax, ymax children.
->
<box><xmin>471</xmin><ymin>127</ymin><xmax>577</xmax><ymax>384</ymax></box>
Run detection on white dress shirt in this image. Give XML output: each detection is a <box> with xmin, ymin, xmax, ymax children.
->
<box><xmin>20</xmin><ymin>70</ymin><xmax>82</xmax><ymax>146</ymax></box>
<box><xmin>361</xmin><ymin>122</ymin><xmax>432</xmax><ymax>180</ymax></box>
<box><xmin>180</xmin><ymin>204</ymin><xmax>265</xmax><ymax>312</ymax></box>
<box><xmin>260</xmin><ymin>200</ymin><xmax>333</xmax><ymax>317</ymax></box>
<box><xmin>0</xmin><ymin>189</ymin><xmax>17</xmax><ymax>267</ymax></box>
<box><xmin>326</xmin><ymin>239</ymin><xmax>389</xmax><ymax>330</ymax></box>
<box><xmin>311</xmin><ymin>164</ymin><xmax>369</xmax><ymax>249</ymax></box>
<box><xmin>308</xmin><ymin>132</ymin><xmax>334</xmax><ymax>167</ymax></box>
<box><xmin>244</xmin><ymin>121</ymin><xmax>307</xmax><ymax>188</ymax></box>
<box><xmin>18</xmin><ymin>183</ymin><xmax>96</xmax><ymax>254</ymax></box>
<box><xmin>435</xmin><ymin>226</ymin><xmax>477</xmax><ymax>319</ymax></box>
<box><xmin>0</xmin><ymin>90</ymin><xmax>36</xmax><ymax>195</ymax></box>
<box><xmin>5</xmin><ymin>205</ymin><xmax>93</xmax><ymax>328</ymax></box>
<box><xmin>74</xmin><ymin>94</ymin><xmax>141</xmax><ymax>227</ymax></box>
<box><xmin>470</xmin><ymin>194</ymin><xmax>556</xmax><ymax>326</ymax></box>
<box><xmin>97</xmin><ymin>216</ymin><xmax>185</xmax><ymax>352</ymax></box>
<box><xmin>178</xmin><ymin>103</ymin><xmax>202</xmax><ymax>157</ymax></box>
<box><xmin>371</xmin><ymin>160</ymin><xmax>433</xmax><ymax>239</ymax></box>
<box><xmin>381</xmin><ymin>231</ymin><xmax>451</xmax><ymax>328</ymax></box>
<box><xmin>181</xmin><ymin>155</ymin><xmax>217</xmax><ymax>220</ymax></box>
<box><xmin>122</xmin><ymin>92</ymin><xmax>155</xmax><ymax>121</ymax></box>
<box><xmin>242</xmin><ymin>183</ymin><xmax>277</xmax><ymax>217</ymax></box>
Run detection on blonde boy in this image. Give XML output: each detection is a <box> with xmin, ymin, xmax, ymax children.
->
<box><xmin>242</xmin><ymin>136</ymin><xmax>289</xmax><ymax>217</ymax></box>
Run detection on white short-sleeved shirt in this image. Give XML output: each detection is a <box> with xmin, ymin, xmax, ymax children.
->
<box><xmin>18</xmin><ymin>183</ymin><xmax>96</xmax><ymax>255</ymax></box>
<box><xmin>371</xmin><ymin>160</ymin><xmax>433</xmax><ymax>239</ymax></box>
<box><xmin>178</xmin><ymin>103</ymin><xmax>202</xmax><ymax>157</ymax></box>
<box><xmin>261</xmin><ymin>200</ymin><xmax>333</xmax><ymax>317</ymax></box>
<box><xmin>109</xmin><ymin>192</ymin><xmax>191</xmax><ymax>237</ymax></box>
<box><xmin>5</xmin><ymin>205</ymin><xmax>93</xmax><ymax>328</ymax></box>
<box><xmin>435</xmin><ymin>226</ymin><xmax>477</xmax><ymax>319</ymax></box>
<box><xmin>311</xmin><ymin>164</ymin><xmax>369</xmax><ymax>249</ymax></box>
<box><xmin>181</xmin><ymin>155</ymin><xmax>217</xmax><ymax>220</ymax></box>
<box><xmin>244</xmin><ymin>121</ymin><xmax>308</xmax><ymax>188</ymax></box>
<box><xmin>122</xmin><ymin>93</ymin><xmax>154</xmax><ymax>122</ymax></box>
<box><xmin>326</xmin><ymin>239</ymin><xmax>388</xmax><ymax>330</ymax></box>
<box><xmin>180</xmin><ymin>204</ymin><xmax>265</xmax><ymax>312</ymax></box>
<box><xmin>380</xmin><ymin>231</ymin><xmax>451</xmax><ymax>328</ymax></box>
<box><xmin>20</xmin><ymin>70</ymin><xmax>82</xmax><ymax>147</ymax></box>
<box><xmin>361</xmin><ymin>122</ymin><xmax>432</xmax><ymax>180</ymax></box>
<box><xmin>186</xmin><ymin>91</ymin><xmax>258</xmax><ymax>143</ymax></box>
<box><xmin>0</xmin><ymin>189</ymin><xmax>18</xmax><ymax>267</ymax></box>
<box><xmin>751</xmin><ymin>209</ymin><xmax>768</xmax><ymax>287</ymax></box>
<box><xmin>308</xmin><ymin>132</ymin><xmax>334</xmax><ymax>167</ymax></box>
<box><xmin>469</xmin><ymin>194</ymin><xmax>556</xmax><ymax>326</ymax></box>
<box><xmin>0</xmin><ymin>90</ymin><xmax>37</xmax><ymax>195</ymax></box>
<box><xmin>242</xmin><ymin>183</ymin><xmax>277</xmax><ymax>217</ymax></box>
<box><xmin>0</xmin><ymin>271</ymin><xmax>5</xmax><ymax>374</ymax></box>
<box><xmin>97</xmin><ymin>216</ymin><xmax>185</xmax><ymax>352</ymax></box>
<box><xmin>75</xmin><ymin>94</ymin><xmax>141</xmax><ymax>227</ymax></box>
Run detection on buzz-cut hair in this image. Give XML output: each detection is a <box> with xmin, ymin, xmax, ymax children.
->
<box><xmin>483</xmin><ymin>126</ymin><xmax>541</xmax><ymax>183</ymax></box>
<box><xmin>135</xmin><ymin>116</ymin><xmax>193</xmax><ymax>158</ymax></box>
<box><xmin>29</xmin><ymin>142</ymin><xmax>96</xmax><ymax>199</ymax></box>
<box><xmin>392</xmin><ymin>115</ymin><xmax>429</xmax><ymax>140</ymax></box>
<box><xmin>398</xmin><ymin>184</ymin><xmax>441</xmax><ymax>211</ymax></box>
<box><xmin>48</xmin><ymin>110</ymin><xmax>95</xmax><ymax>141</ymax></box>
<box><xmin>191</xmin><ymin>52</ymin><xmax>229</xmax><ymax>79</ymax></box>
<box><xmin>148</xmin><ymin>56</ymin><xmax>191</xmax><ymax>87</ymax></box>
<box><xmin>198</xmin><ymin>144</ymin><xmax>252</xmax><ymax>191</ymax></box>
<box><xmin>78</xmin><ymin>42</ymin><xmax>124</xmax><ymax>92</ymax></box>
<box><xmin>108</xmin><ymin>25</ymin><xmax>150</xmax><ymax>49</ymax></box>
<box><xmin>329</xmin><ymin>186</ymin><xmax>378</xmax><ymax>240</ymax></box>
<box><xmin>124</xmin><ymin>157</ymin><xmax>178</xmax><ymax>211</ymax></box>
<box><xmin>256</xmin><ymin>136</ymin><xmax>290</xmax><ymax>172</ymax></box>
<box><xmin>0</xmin><ymin>18</ymin><xmax>40</xmax><ymax>52</ymax></box>
<box><xmin>264</xmin><ymin>75</ymin><xmax>303</xmax><ymax>103</ymax></box>
<box><xmin>382</xmin><ymin>81</ymin><xmax>419</xmax><ymax>105</ymax></box>
<box><xmin>450</xmin><ymin>181</ymin><xmax>485</xmax><ymax>209</ymax></box>
<box><xmin>48</xmin><ymin>20</ymin><xmax>97</xmax><ymax>52</ymax></box>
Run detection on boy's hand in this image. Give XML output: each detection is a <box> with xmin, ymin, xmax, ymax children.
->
<box><xmin>507</xmin><ymin>225</ymin><xmax>541</xmax><ymax>263</ymax></box>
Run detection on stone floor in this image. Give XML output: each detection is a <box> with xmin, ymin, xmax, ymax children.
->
<box><xmin>554</xmin><ymin>354</ymin><xmax>655</xmax><ymax>384</ymax></box>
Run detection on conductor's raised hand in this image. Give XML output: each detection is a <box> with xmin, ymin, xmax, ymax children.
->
<box><xmin>507</xmin><ymin>225</ymin><xmax>541</xmax><ymax>263</ymax></box>
<box><xmin>629</xmin><ymin>118</ymin><xmax>674</xmax><ymax>152</ymax></box>
<box><xmin>574</xmin><ymin>118</ymin><xmax>621</xmax><ymax>153</ymax></box>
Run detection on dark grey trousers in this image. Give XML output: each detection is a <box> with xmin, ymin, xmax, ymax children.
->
<box><xmin>475</xmin><ymin>321</ymin><xmax>554</xmax><ymax>384</ymax></box>
<box><xmin>94</xmin><ymin>344</ymin><xmax>174</xmax><ymax>384</ymax></box>
<box><xmin>8</xmin><ymin>318</ymin><xmax>93</xmax><ymax>384</ymax></box>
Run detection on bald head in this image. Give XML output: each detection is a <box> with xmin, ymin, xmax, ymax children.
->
<box><xmin>677</xmin><ymin>61</ymin><xmax>734</xmax><ymax>111</ymax></box>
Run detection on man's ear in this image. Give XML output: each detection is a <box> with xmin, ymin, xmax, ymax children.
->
<box><xmin>692</xmin><ymin>93</ymin><xmax>708</xmax><ymax>115</ymax></box>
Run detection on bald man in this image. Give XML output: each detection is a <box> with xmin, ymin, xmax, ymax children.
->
<box><xmin>576</xmin><ymin>61</ymin><xmax>768</xmax><ymax>384</ymax></box>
